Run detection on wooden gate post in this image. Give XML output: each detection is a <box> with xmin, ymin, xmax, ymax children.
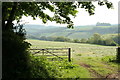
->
<box><xmin>42</xmin><ymin>49</ymin><xmax>44</xmax><ymax>55</ymax></box>
<box><xmin>117</xmin><ymin>47</ymin><xmax>120</xmax><ymax>63</ymax></box>
<box><xmin>68</xmin><ymin>48</ymin><xmax>71</xmax><ymax>62</ymax></box>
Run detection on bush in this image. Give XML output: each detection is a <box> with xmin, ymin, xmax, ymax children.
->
<box><xmin>104</xmin><ymin>38</ymin><xmax>117</xmax><ymax>46</ymax></box>
<box><xmin>2</xmin><ymin>31</ymin><xmax>32</xmax><ymax>78</ymax></box>
<box><xmin>30</xmin><ymin>56</ymin><xmax>78</xmax><ymax>78</ymax></box>
<box><xmin>73</xmin><ymin>39</ymin><xmax>80</xmax><ymax>43</ymax></box>
<box><xmin>101</xmin><ymin>56</ymin><xmax>116</xmax><ymax>63</ymax></box>
<box><xmin>76</xmin><ymin>54</ymin><xmax>82</xmax><ymax>56</ymax></box>
<box><xmin>30</xmin><ymin>55</ymin><xmax>61</xmax><ymax>78</ymax></box>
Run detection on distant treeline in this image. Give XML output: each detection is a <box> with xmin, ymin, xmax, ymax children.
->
<box><xmin>96</xmin><ymin>22</ymin><xmax>111</xmax><ymax>26</ymax></box>
<box><xmin>32</xmin><ymin>33</ymin><xmax>119</xmax><ymax>46</ymax></box>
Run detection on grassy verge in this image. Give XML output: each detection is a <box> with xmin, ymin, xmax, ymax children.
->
<box><xmin>30</xmin><ymin>55</ymin><xmax>91</xmax><ymax>78</ymax></box>
<box><xmin>74</xmin><ymin>55</ymin><xmax>118</xmax><ymax>77</ymax></box>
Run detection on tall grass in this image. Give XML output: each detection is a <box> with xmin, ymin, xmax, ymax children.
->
<box><xmin>30</xmin><ymin>55</ymin><xmax>91</xmax><ymax>78</ymax></box>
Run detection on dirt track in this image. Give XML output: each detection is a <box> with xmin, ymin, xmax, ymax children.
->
<box><xmin>79</xmin><ymin>62</ymin><xmax>119</xmax><ymax>79</ymax></box>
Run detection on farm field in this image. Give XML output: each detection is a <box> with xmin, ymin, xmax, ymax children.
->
<box><xmin>27</xmin><ymin>39</ymin><xmax>119</xmax><ymax>78</ymax></box>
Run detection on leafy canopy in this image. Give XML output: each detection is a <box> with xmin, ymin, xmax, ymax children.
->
<box><xmin>2</xmin><ymin>1</ymin><xmax>113</xmax><ymax>29</ymax></box>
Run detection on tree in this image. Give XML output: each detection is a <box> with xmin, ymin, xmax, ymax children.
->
<box><xmin>104</xmin><ymin>38</ymin><xmax>117</xmax><ymax>46</ymax></box>
<box><xmin>113</xmin><ymin>34</ymin><xmax>120</xmax><ymax>46</ymax></box>
<box><xmin>54</xmin><ymin>36</ymin><xmax>70</xmax><ymax>42</ymax></box>
<box><xmin>73</xmin><ymin>39</ymin><xmax>80</xmax><ymax>43</ymax></box>
<box><xmin>96</xmin><ymin>22</ymin><xmax>111</xmax><ymax>26</ymax></box>
<box><xmin>2</xmin><ymin>1</ymin><xmax>113</xmax><ymax>78</ymax></box>
<box><xmin>87</xmin><ymin>37</ymin><xmax>94</xmax><ymax>44</ymax></box>
<box><xmin>87</xmin><ymin>33</ymin><xmax>102</xmax><ymax>44</ymax></box>
<box><xmin>2</xmin><ymin>1</ymin><xmax>113</xmax><ymax>30</ymax></box>
<box><xmin>80</xmin><ymin>38</ymin><xmax>87</xmax><ymax>43</ymax></box>
<box><xmin>92</xmin><ymin>33</ymin><xmax>102</xmax><ymax>44</ymax></box>
<box><xmin>39</xmin><ymin>36</ymin><xmax>47</xmax><ymax>40</ymax></box>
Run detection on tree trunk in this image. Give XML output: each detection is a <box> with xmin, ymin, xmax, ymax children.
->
<box><xmin>3</xmin><ymin>2</ymin><xmax>18</xmax><ymax>31</ymax></box>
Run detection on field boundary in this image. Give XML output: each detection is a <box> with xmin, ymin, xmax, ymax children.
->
<box><xmin>30</xmin><ymin>48</ymin><xmax>71</xmax><ymax>62</ymax></box>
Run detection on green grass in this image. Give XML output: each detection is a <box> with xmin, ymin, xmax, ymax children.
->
<box><xmin>27</xmin><ymin>39</ymin><xmax>118</xmax><ymax>78</ymax></box>
<box><xmin>31</xmin><ymin>55</ymin><xmax>91</xmax><ymax>78</ymax></box>
<box><xmin>60</xmin><ymin>66</ymin><xmax>91</xmax><ymax>78</ymax></box>
<box><xmin>74</xmin><ymin>56</ymin><xmax>118</xmax><ymax>77</ymax></box>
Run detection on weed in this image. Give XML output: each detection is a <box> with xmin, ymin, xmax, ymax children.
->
<box><xmin>77</xmin><ymin>54</ymin><xmax>82</xmax><ymax>56</ymax></box>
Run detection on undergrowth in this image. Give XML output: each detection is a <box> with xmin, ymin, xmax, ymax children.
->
<box><xmin>30</xmin><ymin>55</ymin><xmax>91</xmax><ymax>78</ymax></box>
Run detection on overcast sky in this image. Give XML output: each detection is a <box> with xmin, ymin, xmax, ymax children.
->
<box><xmin>20</xmin><ymin>0</ymin><xmax>119</xmax><ymax>26</ymax></box>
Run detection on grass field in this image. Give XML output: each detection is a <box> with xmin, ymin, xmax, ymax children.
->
<box><xmin>27</xmin><ymin>39</ymin><xmax>119</xmax><ymax>78</ymax></box>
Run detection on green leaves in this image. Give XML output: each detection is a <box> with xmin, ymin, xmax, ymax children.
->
<box><xmin>105</xmin><ymin>2</ymin><xmax>113</xmax><ymax>9</ymax></box>
<box><xmin>42</xmin><ymin>19</ymin><xmax>47</xmax><ymax>23</ymax></box>
<box><xmin>3</xmin><ymin>1</ymin><xmax>113</xmax><ymax>29</ymax></box>
<box><xmin>98</xmin><ymin>1</ymin><xmax>105</xmax><ymax>6</ymax></box>
<box><xmin>98</xmin><ymin>1</ymin><xmax>113</xmax><ymax>9</ymax></box>
<box><xmin>67</xmin><ymin>24</ymin><xmax>74</xmax><ymax>29</ymax></box>
<box><xmin>70</xmin><ymin>10</ymin><xmax>78</xmax><ymax>16</ymax></box>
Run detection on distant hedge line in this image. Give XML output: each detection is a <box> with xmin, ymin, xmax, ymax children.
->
<box><xmin>30</xmin><ymin>33</ymin><xmax>119</xmax><ymax>46</ymax></box>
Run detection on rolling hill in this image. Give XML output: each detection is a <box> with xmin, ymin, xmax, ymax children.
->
<box><xmin>23</xmin><ymin>24</ymin><xmax>118</xmax><ymax>39</ymax></box>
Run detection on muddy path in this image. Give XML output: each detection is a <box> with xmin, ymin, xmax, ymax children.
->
<box><xmin>79</xmin><ymin>62</ymin><xmax>103</xmax><ymax>78</ymax></box>
<box><xmin>79</xmin><ymin>62</ymin><xmax>119</xmax><ymax>79</ymax></box>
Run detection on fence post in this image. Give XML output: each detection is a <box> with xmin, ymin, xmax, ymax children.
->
<box><xmin>117</xmin><ymin>47</ymin><xmax>120</xmax><ymax>63</ymax></box>
<box><xmin>42</xmin><ymin>49</ymin><xmax>44</xmax><ymax>55</ymax></box>
<box><xmin>68</xmin><ymin>48</ymin><xmax>71</xmax><ymax>62</ymax></box>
